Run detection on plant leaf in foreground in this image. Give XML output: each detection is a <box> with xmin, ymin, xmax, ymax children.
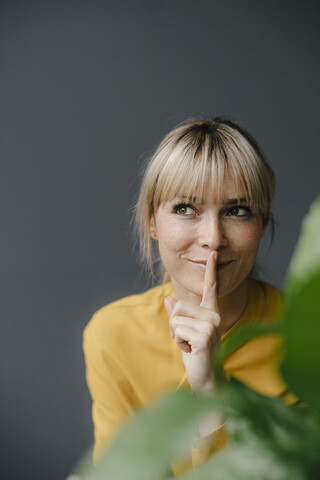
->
<box><xmin>285</xmin><ymin>197</ymin><xmax>320</xmax><ymax>292</ymax></box>
<box><xmin>182</xmin><ymin>380</ymin><xmax>320</xmax><ymax>480</ymax></box>
<box><xmin>280</xmin><ymin>270</ymin><xmax>320</xmax><ymax>409</ymax></box>
<box><xmin>280</xmin><ymin>196</ymin><xmax>320</xmax><ymax>409</ymax></box>
<box><xmin>80</xmin><ymin>389</ymin><xmax>219</xmax><ymax>480</ymax></box>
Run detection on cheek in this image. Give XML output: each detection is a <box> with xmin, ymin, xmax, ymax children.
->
<box><xmin>233</xmin><ymin>224</ymin><xmax>264</xmax><ymax>252</ymax></box>
<box><xmin>156</xmin><ymin>219</ymin><xmax>193</xmax><ymax>251</ymax></box>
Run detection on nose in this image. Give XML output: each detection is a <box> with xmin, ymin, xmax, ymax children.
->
<box><xmin>198</xmin><ymin>214</ymin><xmax>228</xmax><ymax>250</ymax></box>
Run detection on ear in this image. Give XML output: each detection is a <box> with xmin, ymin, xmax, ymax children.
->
<box><xmin>150</xmin><ymin>214</ymin><xmax>158</xmax><ymax>240</ymax></box>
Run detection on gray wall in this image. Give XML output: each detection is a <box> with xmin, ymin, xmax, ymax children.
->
<box><xmin>1</xmin><ymin>1</ymin><xmax>319</xmax><ymax>478</ymax></box>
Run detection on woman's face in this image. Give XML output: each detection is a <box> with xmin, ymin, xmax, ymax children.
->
<box><xmin>150</xmin><ymin>174</ymin><xmax>268</xmax><ymax>303</ymax></box>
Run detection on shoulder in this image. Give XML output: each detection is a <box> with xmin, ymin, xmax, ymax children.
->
<box><xmin>89</xmin><ymin>281</ymin><xmax>173</xmax><ymax>325</ymax></box>
<box><xmin>100</xmin><ymin>281</ymin><xmax>172</xmax><ymax>310</ymax></box>
<box><xmin>248</xmin><ymin>279</ymin><xmax>283</xmax><ymax>320</ymax></box>
<box><xmin>251</xmin><ymin>279</ymin><xmax>283</xmax><ymax>300</ymax></box>
<box><xmin>83</xmin><ymin>282</ymin><xmax>173</xmax><ymax>347</ymax></box>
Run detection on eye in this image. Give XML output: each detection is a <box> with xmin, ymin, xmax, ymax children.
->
<box><xmin>172</xmin><ymin>203</ymin><xmax>196</xmax><ymax>216</ymax></box>
<box><xmin>227</xmin><ymin>206</ymin><xmax>251</xmax><ymax>217</ymax></box>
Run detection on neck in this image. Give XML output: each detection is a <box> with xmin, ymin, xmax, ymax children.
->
<box><xmin>171</xmin><ymin>277</ymin><xmax>250</xmax><ymax>336</ymax></box>
<box><xmin>218</xmin><ymin>279</ymin><xmax>249</xmax><ymax>335</ymax></box>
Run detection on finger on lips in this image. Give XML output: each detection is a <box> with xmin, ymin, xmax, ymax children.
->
<box><xmin>200</xmin><ymin>251</ymin><xmax>219</xmax><ymax>313</ymax></box>
<box><xmin>164</xmin><ymin>250</ymin><xmax>221</xmax><ymax>350</ymax></box>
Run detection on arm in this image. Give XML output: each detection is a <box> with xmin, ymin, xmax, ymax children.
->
<box><xmin>83</xmin><ymin>319</ymin><xmax>135</xmax><ymax>463</ymax></box>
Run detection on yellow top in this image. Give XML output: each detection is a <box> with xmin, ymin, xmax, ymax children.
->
<box><xmin>83</xmin><ymin>279</ymin><xmax>286</xmax><ymax>467</ymax></box>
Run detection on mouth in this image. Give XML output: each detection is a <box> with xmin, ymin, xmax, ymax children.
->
<box><xmin>217</xmin><ymin>261</ymin><xmax>233</xmax><ymax>271</ymax></box>
<box><xmin>189</xmin><ymin>259</ymin><xmax>233</xmax><ymax>270</ymax></box>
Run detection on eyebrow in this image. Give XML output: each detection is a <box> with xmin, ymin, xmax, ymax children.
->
<box><xmin>175</xmin><ymin>194</ymin><xmax>248</xmax><ymax>205</ymax></box>
<box><xmin>222</xmin><ymin>198</ymin><xmax>248</xmax><ymax>206</ymax></box>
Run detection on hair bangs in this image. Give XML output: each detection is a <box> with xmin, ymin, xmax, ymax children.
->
<box><xmin>220</xmin><ymin>137</ymin><xmax>271</xmax><ymax>215</ymax></box>
<box><xmin>152</xmin><ymin>143</ymin><xmax>213</xmax><ymax>207</ymax></box>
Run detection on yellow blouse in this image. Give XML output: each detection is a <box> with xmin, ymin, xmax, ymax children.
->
<box><xmin>83</xmin><ymin>279</ymin><xmax>286</xmax><ymax>466</ymax></box>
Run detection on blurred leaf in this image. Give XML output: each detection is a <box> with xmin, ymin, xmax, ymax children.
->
<box><xmin>279</xmin><ymin>196</ymin><xmax>320</xmax><ymax>409</ymax></box>
<box><xmin>183</xmin><ymin>380</ymin><xmax>320</xmax><ymax>480</ymax></box>
<box><xmin>285</xmin><ymin>197</ymin><xmax>320</xmax><ymax>293</ymax></box>
<box><xmin>280</xmin><ymin>269</ymin><xmax>320</xmax><ymax>409</ymax></box>
<box><xmin>67</xmin><ymin>445</ymin><xmax>94</xmax><ymax>477</ymax></box>
<box><xmin>214</xmin><ymin>323</ymin><xmax>280</xmax><ymax>381</ymax></box>
<box><xmin>80</xmin><ymin>389</ymin><xmax>219</xmax><ymax>480</ymax></box>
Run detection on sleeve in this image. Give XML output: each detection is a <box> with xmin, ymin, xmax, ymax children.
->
<box><xmin>83</xmin><ymin>316</ymin><xmax>136</xmax><ymax>463</ymax></box>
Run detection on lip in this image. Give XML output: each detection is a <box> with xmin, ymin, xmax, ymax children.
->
<box><xmin>217</xmin><ymin>261</ymin><xmax>233</xmax><ymax>271</ymax></box>
<box><xmin>189</xmin><ymin>259</ymin><xmax>233</xmax><ymax>270</ymax></box>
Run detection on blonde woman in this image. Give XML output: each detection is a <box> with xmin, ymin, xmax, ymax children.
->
<box><xmin>83</xmin><ymin>118</ymin><xmax>287</xmax><ymax>470</ymax></box>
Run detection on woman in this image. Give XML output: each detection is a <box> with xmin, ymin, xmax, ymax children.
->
<box><xmin>83</xmin><ymin>118</ymin><xmax>287</xmax><ymax>470</ymax></box>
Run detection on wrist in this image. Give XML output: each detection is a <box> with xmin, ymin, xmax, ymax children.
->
<box><xmin>193</xmin><ymin>377</ymin><xmax>215</xmax><ymax>395</ymax></box>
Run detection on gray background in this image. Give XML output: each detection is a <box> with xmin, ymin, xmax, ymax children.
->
<box><xmin>1</xmin><ymin>0</ymin><xmax>319</xmax><ymax>479</ymax></box>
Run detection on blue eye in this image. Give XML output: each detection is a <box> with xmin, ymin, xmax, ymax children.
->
<box><xmin>172</xmin><ymin>203</ymin><xmax>195</xmax><ymax>216</ymax></box>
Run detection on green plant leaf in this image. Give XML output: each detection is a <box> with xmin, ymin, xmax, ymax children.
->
<box><xmin>80</xmin><ymin>389</ymin><xmax>220</xmax><ymax>480</ymax></box>
<box><xmin>182</xmin><ymin>380</ymin><xmax>320</xmax><ymax>480</ymax></box>
<box><xmin>285</xmin><ymin>197</ymin><xmax>320</xmax><ymax>292</ymax></box>
<box><xmin>214</xmin><ymin>323</ymin><xmax>281</xmax><ymax>381</ymax></box>
<box><xmin>279</xmin><ymin>196</ymin><xmax>320</xmax><ymax>408</ymax></box>
<box><xmin>280</xmin><ymin>269</ymin><xmax>320</xmax><ymax>409</ymax></box>
<box><xmin>68</xmin><ymin>445</ymin><xmax>94</xmax><ymax>477</ymax></box>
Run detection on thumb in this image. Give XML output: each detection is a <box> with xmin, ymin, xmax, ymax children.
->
<box><xmin>164</xmin><ymin>296</ymin><xmax>176</xmax><ymax>317</ymax></box>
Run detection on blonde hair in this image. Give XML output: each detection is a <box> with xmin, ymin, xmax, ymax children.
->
<box><xmin>133</xmin><ymin>117</ymin><xmax>276</xmax><ymax>279</ymax></box>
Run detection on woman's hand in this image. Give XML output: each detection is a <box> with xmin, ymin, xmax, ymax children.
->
<box><xmin>164</xmin><ymin>251</ymin><xmax>221</xmax><ymax>393</ymax></box>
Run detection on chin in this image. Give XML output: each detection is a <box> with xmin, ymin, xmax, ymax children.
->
<box><xmin>186</xmin><ymin>281</ymin><xmax>205</xmax><ymax>299</ymax></box>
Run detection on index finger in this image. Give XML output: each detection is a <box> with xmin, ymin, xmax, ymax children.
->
<box><xmin>200</xmin><ymin>251</ymin><xmax>219</xmax><ymax>312</ymax></box>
